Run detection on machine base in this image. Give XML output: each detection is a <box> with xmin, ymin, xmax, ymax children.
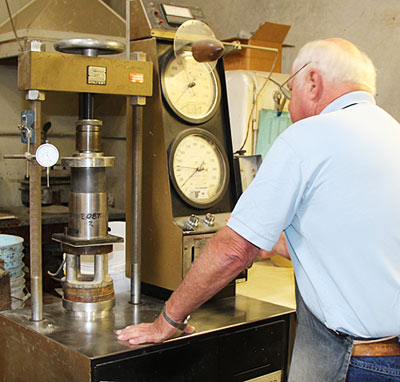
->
<box><xmin>0</xmin><ymin>293</ymin><xmax>295</xmax><ymax>382</ymax></box>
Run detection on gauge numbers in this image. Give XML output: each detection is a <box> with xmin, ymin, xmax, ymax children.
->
<box><xmin>161</xmin><ymin>51</ymin><xmax>221</xmax><ymax>124</ymax></box>
<box><xmin>169</xmin><ymin>130</ymin><xmax>228</xmax><ymax>208</ymax></box>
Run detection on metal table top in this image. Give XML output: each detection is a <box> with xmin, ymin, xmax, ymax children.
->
<box><xmin>0</xmin><ymin>292</ymin><xmax>294</xmax><ymax>360</ymax></box>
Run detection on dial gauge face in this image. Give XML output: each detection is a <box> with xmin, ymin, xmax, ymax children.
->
<box><xmin>35</xmin><ymin>143</ymin><xmax>59</xmax><ymax>167</ymax></box>
<box><xmin>169</xmin><ymin>129</ymin><xmax>229</xmax><ymax>208</ymax></box>
<box><xmin>161</xmin><ymin>50</ymin><xmax>221</xmax><ymax>124</ymax></box>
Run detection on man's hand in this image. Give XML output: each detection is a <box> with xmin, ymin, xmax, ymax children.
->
<box><xmin>116</xmin><ymin>312</ymin><xmax>195</xmax><ymax>345</ymax></box>
<box><xmin>257</xmin><ymin>232</ymin><xmax>290</xmax><ymax>259</ymax></box>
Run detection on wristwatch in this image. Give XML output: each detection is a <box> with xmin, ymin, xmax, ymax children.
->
<box><xmin>162</xmin><ymin>306</ymin><xmax>190</xmax><ymax>331</ymax></box>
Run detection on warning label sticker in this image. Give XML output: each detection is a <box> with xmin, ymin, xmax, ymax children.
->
<box><xmin>129</xmin><ymin>72</ymin><xmax>144</xmax><ymax>83</ymax></box>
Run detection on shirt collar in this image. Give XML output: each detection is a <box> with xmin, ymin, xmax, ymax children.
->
<box><xmin>320</xmin><ymin>91</ymin><xmax>376</xmax><ymax>115</ymax></box>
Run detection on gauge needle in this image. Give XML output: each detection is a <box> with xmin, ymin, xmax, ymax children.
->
<box><xmin>180</xmin><ymin>161</ymin><xmax>206</xmax><ymax>187</ymax></box>
<box><xmin>183</xmin><ymin>70</ymin><xmax>196</xmax><ymax>96</ymax></box>
<box><xmin>177</xmin><ymin>165</ymin><xmax>198</xmax><ymax>170</ymax></box>
<box><xmin>174</xmin><ymin>83</ymin><xmax>195</xmax><ymax>103</ymax></box>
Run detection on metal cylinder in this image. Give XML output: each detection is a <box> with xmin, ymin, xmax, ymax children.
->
<box><xmin>79</xmin><ymin>93</ymin><xmax>95</xmax><ymax>119</ymax></box>
<box><xmin>65</xmin><ymin>253</ymin><xmax>78</xmax><ymax>283</ymax></box>
<box><xmin>71</xmin><ymin>167</ymin><xmax>107</xmax><ymax>193</ymax></box>
<box><xmin>30</xmin><ymin>275</ymin><xmax>43</xmax><ymax>322</ymax></box>
<box><xmin>75</xmin><ymin>119</ymin><xmax>102</xmax><ymax>153</ymax></box>
<box><xmin>68</xmin><ymin>192</ymin><xmax>108</xmax><ymax>239</ymax></box>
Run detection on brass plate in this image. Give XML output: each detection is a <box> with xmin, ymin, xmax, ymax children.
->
<box><xmin>150</xmin><ymin>29</ymin><xmax>176</xmax><ymax>40</ymax></box>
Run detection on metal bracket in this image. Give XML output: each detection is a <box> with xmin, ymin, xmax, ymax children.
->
<box><xmin>19</xmin><ymin>110</ymin><xmax>35</xmax><ymax>143</ymax></box>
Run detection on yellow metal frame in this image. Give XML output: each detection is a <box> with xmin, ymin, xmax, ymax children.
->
<box><xmin>18</xmin><ymin>51</ymin><xmax>153</xmax><ymax>96</ymax></box>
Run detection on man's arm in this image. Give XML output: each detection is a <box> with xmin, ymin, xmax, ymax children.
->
<box><xmin>116</xmin><ymin>226</ymin><xmax>259</xmax><ymax>344</ymax></box>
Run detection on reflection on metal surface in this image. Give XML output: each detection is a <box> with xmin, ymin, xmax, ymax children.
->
<box><xmin>0</xmin><ymin>293</ymin><xmax>294</xmax><ymax>357</ymax></box>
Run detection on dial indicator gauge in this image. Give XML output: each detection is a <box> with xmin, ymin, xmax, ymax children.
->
<box><xmin>169</xmin><ymin>129</ymin><xmax>229</xmax><ymax>209</ymax></box>
<box><xmin>35</xmin><ymin>143</ymin><xmax>59</xmax><ymax>167</ymax></box>
<box><xmin>161</xmin><ymin>50</ymin><xmax>221</xmax><ymax>124</ymax></box>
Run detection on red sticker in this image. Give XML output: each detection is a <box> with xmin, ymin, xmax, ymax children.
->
<box><xmin>129</xmin><ymin>73</ymin><xmax>144</xmax><ymax>83</ymax></box>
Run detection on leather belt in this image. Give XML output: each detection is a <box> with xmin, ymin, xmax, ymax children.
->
<box><xmin>352</xmin><ymin>337</ymin><xmax>400</xmax><ymax>357</ymax></box>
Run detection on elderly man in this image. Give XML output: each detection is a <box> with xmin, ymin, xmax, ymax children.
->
<box><xmin>117</xmin><ymin>38</ymin><xmax>400</xmax><ymax>381</ymax></box>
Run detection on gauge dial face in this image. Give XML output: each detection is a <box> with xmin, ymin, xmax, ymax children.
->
<box><xmin>35</xmin><ymin>143</ymin><xmax>59</xmax><ymax>167</ymax></box>
<box><xmin>161</xmin><ymin>51</ymin><xmax>221</xmax><ymax>124</ymax></box>
<box><xmin>169</xmin><ymin>130</ymin><xmax>229</xmax><ymax>208</ymax></box>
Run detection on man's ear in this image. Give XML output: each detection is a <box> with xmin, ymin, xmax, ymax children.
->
<box><xmin>306</xmin><ymin>69</ymin><xmax>323</xmax><ymax>100</ymax></box>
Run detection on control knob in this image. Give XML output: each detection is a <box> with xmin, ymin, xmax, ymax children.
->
<box><xmin>203</xmin><ymin>213</ymin><xmax>215</xmax><ymax>227</ymax></box>
<box><xmin>187</xmin><ymin>214</ymin><xmax>199</xmax><ymax>229</ymax></box>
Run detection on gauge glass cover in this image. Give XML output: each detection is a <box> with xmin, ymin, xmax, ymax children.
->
<box><xmin>170</xmin><ymin>131</ymin><xmax>228</xmax><ymax>208</ymax></box>
<box><xmin>35</xmin><ymin>143</ymin><xmax>59</xmax><ymax>167</ymax></box>
<box><xmin>161</xmin><ymin>51</ymin><xmax>220</xmax><ymax>124</ymax></box>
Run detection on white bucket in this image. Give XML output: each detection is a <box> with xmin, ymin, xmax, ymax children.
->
<box><xmin>111</xmin><ymin>269</ymin><xmax>130</xmax><ymax>293</ymax></box>
<box><xmin>79</xmin><ymin>222</ymin><xmax>130</xmax><ymax>293</ymax></box>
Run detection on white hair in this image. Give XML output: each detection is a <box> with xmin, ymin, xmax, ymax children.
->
<box><xmin>292</xmin><ymin>39</ymin><xmax>376</xmax><ymax>95</ymax></box>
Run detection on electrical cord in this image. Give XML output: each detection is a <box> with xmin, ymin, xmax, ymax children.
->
<box><xmin>48</xmin><ymin>258</ymin><xmax>66</xmax><ymax>282</ymax></box>
<box><xmin>4</xmin><ymin>0</ymin><xmax>23</xmax><ymax>52</ymax></box>
<box><xmin>235</xmin><ymin>50</ymin><xmax>280</xmax><ymax>155</ymax></box>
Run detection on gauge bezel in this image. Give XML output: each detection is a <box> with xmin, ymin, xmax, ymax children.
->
<box><xmin>160</xmin><ymin>49</ymin><xmax>221</xmax><ymax>124</ymax></box>
<box><xmin>168</xmin><ymin>128</ymin><xmax>229</xmax><ymax>209</ymax></box>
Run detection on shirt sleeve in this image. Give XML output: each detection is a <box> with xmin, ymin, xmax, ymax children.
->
<box><xmin>227</xmin><ymin>136</ymin><xmax>306</xmax><ymax>250</ymax></box>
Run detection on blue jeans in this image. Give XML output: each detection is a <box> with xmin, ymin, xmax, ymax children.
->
<box><xmin>289</xmin><ymin>285</ymin><xmax>400</xmax><ymax>381</ymax></box>
<box><xmin>346</xmin><ymin>356</ymin><xmax>400</xmax><ymax>381</ymax></box>
<box><xmin>288</xmin><ymin>286</ymin><xmax>353</xmax><ymax>381</ymax></box>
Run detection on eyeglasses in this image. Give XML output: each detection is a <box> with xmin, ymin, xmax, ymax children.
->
<box><xmin>268</xmin><ymin>62</ymin><xmax>311</xmax><ymax>100</ymax></box>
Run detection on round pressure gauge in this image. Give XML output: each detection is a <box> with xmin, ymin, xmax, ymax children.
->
<box><xmin>35</xmin><ymin>143</ymin><xmax>59</xmax><ymax>167</ymax></box>
<box><xmin>169</xmin><ymin>129</ymin><xmax>229</xmax><ymax>209</ymax></box>
<box><xmin>160</xmin><ymin>50</ymin><xmax>221</xmax><ymax>124</ymax></box>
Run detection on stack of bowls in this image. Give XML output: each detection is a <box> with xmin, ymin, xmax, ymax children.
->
<box><xmin>0</xmin><ymin>234</ymin><xmax>26</xmax><ymax>309</ymax></box>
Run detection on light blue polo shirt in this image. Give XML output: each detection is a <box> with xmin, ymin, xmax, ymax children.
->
<box><xmin>228</xmin><ymin>91</ymin><xmax>400</xmax><ymax>338</ymax></box>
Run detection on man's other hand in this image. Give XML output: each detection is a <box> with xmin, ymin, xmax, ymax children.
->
<box><xmin>257</xmin><ymin>232</ymin><xmax>290</xmax><ymax>259</ymax></box>
<box><xmin>116</xmin><ymin>314</ymin><xmax>195</xmax><ymax>345</ymax></box>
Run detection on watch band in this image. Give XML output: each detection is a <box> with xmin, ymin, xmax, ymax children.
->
<box><xmin>162</xmin><ymin>306</ymin><xmax>190</xmax><ymax>331</ymax></box>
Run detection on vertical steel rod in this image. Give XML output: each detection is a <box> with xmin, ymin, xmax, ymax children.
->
<box><xmin>130</xmin><ymin>104</ymin><xmax>143</xmax><ymax>305</ymax></box>
<box><xmin>125</xmin><ymin>0</ymin><xmax>130</xmax><ymax>60</ymax></box>
<box><xmin>29</xmin><ymin>99</ymin><xmax>43</xmax><ymax>322</ymax></box>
